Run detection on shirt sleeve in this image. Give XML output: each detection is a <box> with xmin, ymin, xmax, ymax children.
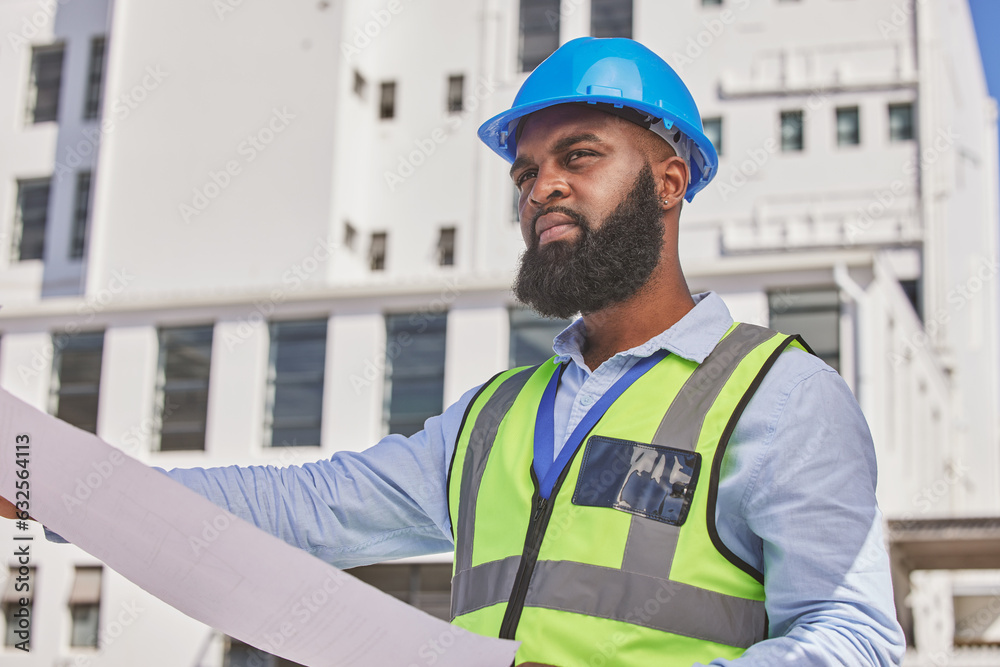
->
<box><xmin>45</xmin><ymin>384</ymin><xmax>483</xmax><ymax>568</ymax></box>
<box><xmin>702</xmin><ymin>350</ymin><xmax>906</xmax><ymax>666</ymax></box>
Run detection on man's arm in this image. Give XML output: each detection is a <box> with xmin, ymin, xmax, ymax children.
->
<box><xmin>28</xmin><ymin>384</ymin><xmax>482</xmax><ymax>569</ymax></box>
<box><xmin>703</xmin><ymin>350</ymin><xmax>905</xmax><ymax>666</ymax></box>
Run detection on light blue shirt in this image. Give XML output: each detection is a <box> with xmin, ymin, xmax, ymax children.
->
<box><xmin>119</xmin><ymin>292</ymin><xmax>905</xmax><ymax>665</ymax></box>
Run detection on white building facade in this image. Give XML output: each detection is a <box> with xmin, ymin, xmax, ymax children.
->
<box><xmin>0</xmin><ymin>0</ymin><xmax>997</xmax><ymax>664</ymax></box>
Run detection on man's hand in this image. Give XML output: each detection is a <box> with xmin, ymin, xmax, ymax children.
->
<box><xmin>0</xmin><ymin>494</ymin><xmax>25</xmax><ymax>520</ymax></box>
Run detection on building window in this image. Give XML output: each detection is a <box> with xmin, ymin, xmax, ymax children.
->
<box><xmin>379</xmin><ymin>81</ymin><xmax>396</xmax><ymax>119</ymax></box>
<box><xmin>447</xmin><ymin>74</ymin><xmax>464</xmax><ymax>113</ymax></box>
<box><xmin>519</xmin><ymin>0</ymin><xmax>560</xmax><ymax>72</ymax></box>
<box><xmin>154</xmin><ymin>325</ymin><xmax>214</xmax><ymax>451</ymax></box>
<box><xmin>83</xmin><ymin>37</ymin><xmax>106</xmax><ymax>120</ymax></box>
<box><xmin>353</xmin><ymin>70</ymin><xmax>366</xmax><ymax>99</ymax></box>
<box><xmin>27</xmin><ymin>43</ymin><xmax>64</xmax><ymax>123</ymax></box>
<box><xmin>780</xmin><ymin>110</ymin><xmax>804</xmax><ymax>151</ymax></box>
<box><xmin>889</xmin><ymin>102</ymin><xmax>914</xmax><ymax>142</ymax></box>
<box><xmin>437</xmin><ymin>227</ymin><xmax>456</xmax><ymax>267</ymax></box>
<box><xmin>68</xmin><ymin>566</ymin><xmax>102</xmax><ymax>648</ymax></box>
<box><xmin>702</xmin><ymin>117</ymin><xmax>723</xmax><ymax>156</ymax></box>
<box><xmin>264</xmin><ymin>320</ymin><xmax>327</xmax><ymax>448</ymax></box>
<box><xmin>12</xmin><ymin>179</ymin><xmax>51</xmax><ymax>262</ymax></box>
<box><xmin>369</xmin><ymin>232</ymin><xmax>387</xmax><ymax>271</ymax></box>
<box><xmin>768</xmin><ymin>288</ymin><xmax>840</xmax><ymax>371</ymax></box>
<box><xmin>836</xmin><ymin>106</ymin><xmax>861</xmax><ymax>146</ymax></box>
<box><xmin>224</xmin><ymin>638</ymin><xmax>306</xmax><ymax>667</ymax></box>
<box><xmin>383</xmin><ymin>312</ymin><xmax>447</xmax><ymax>436</ymax></box>
<box><xmin>509</xmin><ymin>307</ymin><xmax>573</xmax><ymax>367</ymax></box>
<box><xmin>71</xmin><ymin>171</ymin><xmax>93</xmax><ymax>259</ymax></box>
<box><xmin>3</xmin><ymin>566</ymin><xmax>34</xmax><ymax>649</ymax></box>
<box><xmin>49</xmin><ymin>330</ymin><xmax>104</xmax><ymax>434</ymax></box>
<box><xmin>591</xmin><ymin>0</ymin><xmax>633</xmax><ymax>38</ymax></box>
<box><xmin>349</xmin><ymin>563</ymin><xmax>452</xmax><ymax>620</ymax></box>
<box><xmin>343</xmin><ymin>221</ymin><xmax>357</xmax><ymax>251</ymax></box>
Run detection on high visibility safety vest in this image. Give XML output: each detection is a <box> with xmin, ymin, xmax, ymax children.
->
<box><xmin>447</xmin><ymin>323</ymin><xmax>810</xmax><ymax>666</ymax></box>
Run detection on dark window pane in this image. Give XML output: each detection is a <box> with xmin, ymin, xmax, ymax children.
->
<box><xmin>370</xmin><ymin>232</ymin><xmax>387</xmax><ymax>271</ymax></box>
<box><xmin>519</xmin><ymin>0</ymin><xmax>560</xmax><ymax>71</ymax></box>
<box><xmin>379</xmin><ymin>81</ymin><xmax>396</xmax><ymax>119</ymax></box>
<box><xmin>438</xmin><ymin>227</ymin><xmax>456</xmax><ymax>267</ymax></box>
<box><xmin>71</xmin><ymin>171</ymin><xmax>93</xmax><ymax>259</ymax></box>
<box><xmin>51</xmin><ymin>331</ymin><xmax>104</xmax><ymax>434</ymax></box>
<box><xmin>780</xmin><ymin>110</ymin><xmax>804</xmax><ymax>151</ymax></box>
<box><xmin>384</xmin><ymin>313</ymin><xmax>447</xmax><ymax>436</ymax></box>
<box><xmin>29</xmin><ymin>45</ymin><xmax>64</xmax><ymax>123</ymax></box>
<box><xmin>266</xmin><ymin>320</ymin><xmax>326</xmax><ymax>447</ymax></box>
<box><xmin>70</xmin><ymin>604</ymin><xmax>99</xmax><ymax>647</ymax></box>
<box><xmin>447</xmin><ymin>75</ymin><xmax>463</xmax><ymax>113</ymax></box>
<box><xmin>591</xmin><ymin>0</ymin><xmax>632</xmax><ymax>38</ymax></box>
<box><xmin>157</xmin><ymin>326</ymin><xmax>213</xmax><ymax>451</ymax></box>
<box><xmin>14</xmin><ymin>179</ymin><xmax>51</xmax><ymax>261</ymax></box>
<box><xmin>702</xmin><ymin>117</ymin><xmax>723</xmax><ymax>156</ymax></box>
<box><xmin>84</xmin><ymin>37</ymin><xmax>106</xmax><ymax>120</ymax></box>
<box><xmin>889</xmin><ymin>102</ymin><xmax>914</xmax><ymax>142</ymax></box>
<box><xmin>509</xmin><ymin>308</ymin><xmax>572</xmax><ymax>367</ymax></box>
<box><xmin>769</xmin><ymin>289</ymin><xmax>840</xmax><ymax>371</ymax></box>
<box><xmin>348</xmin><ymin>564</ymin><xmax>452</xmax><ymax>620</ymax></box>
<box><xmin>836</xmin><ymin>106</ymin><xmax>860</xmax><ymax>146</ymax></box>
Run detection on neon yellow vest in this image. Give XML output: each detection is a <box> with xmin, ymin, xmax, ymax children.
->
<box><xmin>447</xmin><ymin>323</ymin><xmax>808</xmax><ymax>666</ymax></box>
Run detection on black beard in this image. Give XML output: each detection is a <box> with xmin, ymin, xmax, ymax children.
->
<box><xmin>512</xmin><ymin>164</ymin><xmax>665</xmax><ymax>319</ymax></box>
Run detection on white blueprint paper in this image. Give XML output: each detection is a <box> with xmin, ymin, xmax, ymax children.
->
<box><xmin>0</xmin><ymin>388</ymin><xmax>519</xmax><ymax>666</ymax></box>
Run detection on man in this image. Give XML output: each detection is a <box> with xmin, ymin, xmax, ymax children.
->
<box><xmin>5</xmin><ymin>37</ymin><xmax>904</xmax><ymax>665</ymax></box>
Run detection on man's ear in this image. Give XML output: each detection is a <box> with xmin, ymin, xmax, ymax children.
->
<box><xmin>656</xmin><ymin>156</ymin><xmax>689</xmax><ymax>211</ymax></box>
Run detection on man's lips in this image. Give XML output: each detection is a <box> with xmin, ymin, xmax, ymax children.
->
<box><xmin>534</xmin><ymin>211</ymin><xmax>578</xmax><ymax>244</ymax></box>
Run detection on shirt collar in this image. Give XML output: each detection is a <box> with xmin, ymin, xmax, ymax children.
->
<box><xmin>551</xmin><ymin>291</ymin><xmax>734</xmax><ymax>368</ymax></box>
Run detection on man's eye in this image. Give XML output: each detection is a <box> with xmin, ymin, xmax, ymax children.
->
<box><xmin>567</xmin><ymin>150</ymin><xmax>594</xmax><ymax>162</ymax></box>
<box><xmin>515</xmin><ymin>170</ymin><xmax>536</xmax><ymax>188</ymax></box>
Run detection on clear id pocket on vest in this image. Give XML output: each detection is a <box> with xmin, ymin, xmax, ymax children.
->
<box><xmin>571</xmin><ymin>436</ymin><xmax>701</xmax><ymax>526</ymax></box>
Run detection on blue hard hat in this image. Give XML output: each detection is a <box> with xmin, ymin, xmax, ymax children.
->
<box><xmin>478</xmin><ymin>37</ymin><xmax>718</xmax><ymax>202</ymax></box>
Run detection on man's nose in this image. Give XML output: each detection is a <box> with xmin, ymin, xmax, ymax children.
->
<box><xmin>528</xmin><ymin>166</ymin><xmax>569</xmax><ymax>207</ymax></box>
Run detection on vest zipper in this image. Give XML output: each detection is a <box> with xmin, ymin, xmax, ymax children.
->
<box><xmin>498</xmin><ymin>467</ymin><xmax>570</xmax><ymax>640</ymax></box>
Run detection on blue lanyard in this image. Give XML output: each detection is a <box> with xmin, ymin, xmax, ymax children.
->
<box><xmin>532</xmin><ymin>349</ymin><xmax>669</xmax><ymax>498</ymax></box>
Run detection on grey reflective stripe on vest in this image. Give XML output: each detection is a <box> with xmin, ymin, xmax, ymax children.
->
<box><xmin>526</xmin><ymin>561</ymin><xmax>764</xmax><ymax>649</ymax></box>
<box><xmin>453</xmin><ymin>366</ymin><xmax>537</xmax><ymax>577</ymax></box>
<box><xmin>451</xmin><ymin>555</ymin><xmax>521</xmax><ymax>617</ymax></box>
<box><xmin>623</xmin><ymin>323</ymin><xmax>778</xmax><ymax>579</ymax></box>
<box><xmin>451</xmin><ymin>559</ymin><xmax>764</xmax><ymax>649</ymax></box>
<box><xmin>651</xmin><ymin>323</ymin><xmax>777</xmax><ymax>453</ymax></box>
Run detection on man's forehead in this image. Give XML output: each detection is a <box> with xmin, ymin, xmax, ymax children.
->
<box><xmin>515</xmin><ymin>105</ymin><xmax>628</xmax><ymax>156</ymax></box>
